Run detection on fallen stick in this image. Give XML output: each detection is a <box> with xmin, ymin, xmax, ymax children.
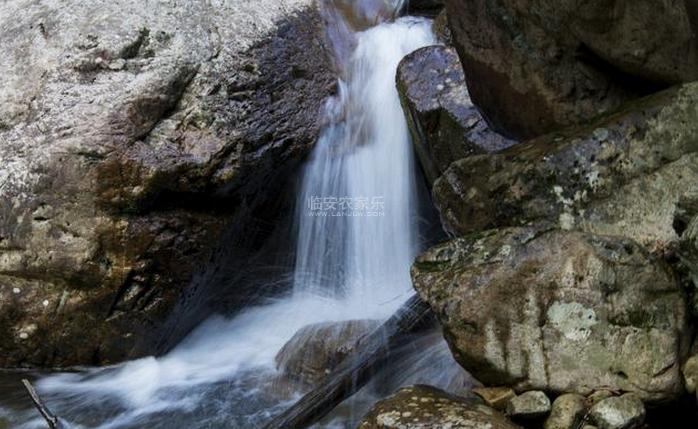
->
<box><xmin>22</xmin><ymin>379</ymin><xmax>65</xmax><ymax>429</ymax></box>
<box><xmin>261</xmin><ymin>294</ymin><xmax>435</xmax><ymax>429</ymax></box>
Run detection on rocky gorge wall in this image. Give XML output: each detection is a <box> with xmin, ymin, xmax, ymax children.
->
<box><xmin>372</xmin><ymin>0</ymin><xmax>698</xmax><ymax>428</ymax></box>
<box><xmin>0</xmin><ymin>0</ymin><xmax>334</xmax><ymax>367</ymax></box>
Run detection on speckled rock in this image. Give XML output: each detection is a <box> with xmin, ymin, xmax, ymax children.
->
<box><xmin>432</xmin><ymin>10</ymin><xmax>452</xmax><ymax>45</ymax></box>
<box><xmin>357</xmin><ymin>385</ymin><xmax>522</xmax><ymax>429</ymax></box>
<box><xmin>275</xmin><ymin>319</ymin><xmax>380</xmax><ymax>387</ymax></box>
<box><xmin>506</xmin><ymin>391</ymin><xmax>551</xmax><ymax>421</ymax></box>
<box><xmin>396</xmin><ymin>45</ymin><xmax>515</xmax><ymax>185</ymax></box>
<box><xmin>545</xmin><ymin>394</ymin><xmax>586</xmax><ymax>429</ymax></box>
<box><xmin>0</xmin><ymin>0</ymin><xmax>334</xmax><ymax>367</ymax></box>
<box><xmin>433</xmin><ymin>82</ymin><xmax>698</xmax><ymax>258</ymax></box>
<box><xmin>412</xmin><ymin>227</ymin><xmax>689</xmax><ymax>403</ymax></box>
<box><xmin>683</xmin><ymin>354</ymin><xmax>698</xmax><ymax>394</ymax></box>
<box><xmin>589</xmin><ymin>394</ymin><xmax>645</xmax><ymax>429</ymax></box>
<box><xmin>445</xmin><ymin>0</ymin><xmax>698</xmax><ymax>139</ymax></box>
<box><xmin>473</xmin><ymin>387</ymin><xmax>516</xmax><ymax>411</ymax></box>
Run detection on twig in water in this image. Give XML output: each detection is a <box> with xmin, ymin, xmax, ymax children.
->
<box><xmin>21</xmin><ymin>379</ymin><xmax>65</xmax><ymax>429</ymax></box>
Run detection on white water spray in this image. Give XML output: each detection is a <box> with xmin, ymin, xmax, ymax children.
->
<box><xmin>294</xmin><ymin>15</ymin><xmax>435</xmax><ymax>316</ymax></box>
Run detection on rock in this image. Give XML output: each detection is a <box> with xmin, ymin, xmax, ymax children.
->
<box><xmin>432</xmin><ymin>10</ymin><xmax>452</xmax><ymax>45</ymax></box>
<box><xmin>444</xmin><ymin>0</ymin><xmax>698</xmax><ymax>139</ymax></box>
<box><xmin>357</xmin><ymin>385</ymin><xmax>522</xmax><ymax>429</ymax></box>
<box><xmin>0</xmin><ymin>0</ymin><xmax>334</xmax><ymax>367</ymax></box>
<box><xmin>276</xmin><ymin>319</ymin><xmax>381</xmax><ymax>387</ymax></box>
<box><xmin>412</xmin><ymin>227</ymin><xmax>690</xmax><ymax>403</ymax></box>
<box><xmin>582</xmin><ymin>426</ymin><xmax>598</xmax><ymax>429</ymax></box>
<box><xmin>408</xmin><ymin>0</ymin><xmax>444</xmax><ymax>17</ymax></box>
<box><xmin>679</xmin><ymin>211</ymin><xmax>698</xmax><ymax>314</ymax></box>
<box><xmin>545</xmin><ymin>394</ymin><xmax>586</xmax><ymax>429</ymax></box>
<box><xmin>433</xmin><ymin>82</ymin><xmax>698</xmax><ymax>257</ymax></box>
<box><xmin>587</xmin><ymin>391</ymin><xmax>616</xmax><ymax>408</ymax></box>
<box><xmin>683</xmin><ymin>354</ymin><xmax>698</xmax><ymax>394</ymax></box>
<box><xmin>396</xmin><ymin>46</ymin><xmax>515</xmax><ymax>185</ymax></box>
<box><xmin>506</xmin><ymin>391</ymin><xmax>551</xmax><ymax>421</ymax></box>
<box><xmin>473</xmin><ymin>387</ymin><xmax>516</xmax><ymax>411</ymax></box>
<box><xmin>589</xmin><ymin>394</ymin><xmax>645</xmax><ymax>429</ymax></box>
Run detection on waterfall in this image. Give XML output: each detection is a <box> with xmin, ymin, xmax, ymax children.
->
<box><xmin>293</xmin><ymin>4</ymin><xmax>435</xmax><ymax>317</ymax></box>
<box><xmin>0</xmin><ymin>4</ymin><xmax>471</xmax><ymax>429</ymax></box>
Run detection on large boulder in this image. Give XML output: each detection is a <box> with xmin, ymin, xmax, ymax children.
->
<box><xmin>0</xmin><ymin>0</ymin><xmax>334</xmax><ymax>367</ymax></box>
<box><xmin>275</xmin><ymin>319</ymin><xmax>380</xmax><ymax>387</ymax></box>
<box><xmin>444</xmin><ymin>0</ymin><xmax>698</xmax><ymax>139</ymax></box>
<box><xmin>397</xmin><ymin>45</ymin><xmax>515</xmax><ymax>185</ymax></box>
<box><xmin>357</xmin><ymin>385</ymin><xmax>522</xmax><ymax>429</ymax></box>
<box><xmin>412</xmin><ymin>227</ymin><xmax>690</xmax><ymax>403</ymax></box>
<box><xmin>433</xmin><ymin>82</ymin><xmax>698</xmax><ymax>257</ymax></box>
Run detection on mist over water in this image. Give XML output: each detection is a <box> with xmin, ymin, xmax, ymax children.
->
<box><xmin>0</xmin><ymin>5</ymin><xmax>470</xmax><ymax>429</ymax></box>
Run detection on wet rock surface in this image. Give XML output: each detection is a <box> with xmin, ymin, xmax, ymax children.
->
<box><xmin>357</xmin><ymin>385</ymin><xmax>522</xmax><ymax>429</ymax></box>
<box><xmin>444</xmin><ymin>0</ymin><xmax>698</xmax><ymax>139</ymax></box>
<box><xmin>397</xmin><ymin>45</ymin><xmax>515</xmax><ymax>185</ymax></box>
<box><xmin>412</xmin><ymin>227</ymin><xmax>689</xmax><ymax>403</ymax></box>
<box><xmin>0</xmin><ymin>0</ymin><xmax>334</xmax><ymax>367</ymax></box>
<box><xmin>275</xmin><ymin>319</ymin><xmax>381</xmax><ymax>387</ymax></box>
<box><xmin>433</xmin><ymin>82</ymin><xmax>698</xmax><ymax>256</ymax></box>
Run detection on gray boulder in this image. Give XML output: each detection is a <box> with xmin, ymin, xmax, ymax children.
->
<box><xmin>589</xmin><ymin>394</ymin><xmax>645</xmax><ymax>429</ymax></box>
<box><xmin>275</xmin><ymin>319</ymin><xmax>380</xmax><ymax>387</ymax></box>
<box><xmin>396</xmin><ymin>45</ymin><xmax>514</xmax><ymax>185</ymax></box>
<box><xmin>0</xmin><ymin>0</ymin><xmax>333</xmax><ymax>367</ymax></box>
<box><xmin>506</xmin><ymin>391</ymin><xmax>551</xmax><ymax>421</ymax></box>
<box><xmin>433</xmin><ymin>82</ymin><xmax>698</xmax><ymax>258</ymax></box>
<box><xmin>545</xmin><ymin>394</ymin><xmax>586</xmax><ymax>429</ymax></box>
<box><xmin>412</xmin><ymin>227</ymin><xmax>690</xmax><ymax>403</ymax></box>
<box><xmin>357</xmin><ymin>385</ymin><xmax>522</xmax><ymax>429</ymax></box>
<box><xmin>444</xmin><ymin>0</ymin><xmax>698</xmax><ymax>139</ymax></box>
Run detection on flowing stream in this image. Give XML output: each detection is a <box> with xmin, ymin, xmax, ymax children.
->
<box><xmin>0</xmin><ymin>2</ymin><xmax>471</xmax><ymax>428</ymax></box>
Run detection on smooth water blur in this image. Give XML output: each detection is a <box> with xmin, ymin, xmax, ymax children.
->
<box><xmin>294</xmin><ymin>14</ymin><xmax>435</xmax><ymax>315</ymax></box>
<box><xmin>0</xmin><ymin>4</ymin><xmax>469</xmax><ymax>429</ymax></box>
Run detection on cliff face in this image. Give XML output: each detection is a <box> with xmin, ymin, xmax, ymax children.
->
<box><xmin>0</xmin><ymin>0</ymin><xmax>334</xmax><ymax>367</ymax></box>
<box><xmin>445</xmin><ymin>0</ymin><xmax>698</xmax><ymax>140</ymax></box>
<box><xmin>394</xmin><ymin>1</ymin><xmax>698</xmax><ymax>425</ymax></box>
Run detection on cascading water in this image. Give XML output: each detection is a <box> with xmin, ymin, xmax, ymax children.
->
<box><xmin>294</xmin><ymin>3</ymin><xmax>434</xmax><ymax>317</ymax></box>
<box><xmin>0</xmin><ymin>2</ymin><xmax>471</xmax><ymax>428</ymax></box>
